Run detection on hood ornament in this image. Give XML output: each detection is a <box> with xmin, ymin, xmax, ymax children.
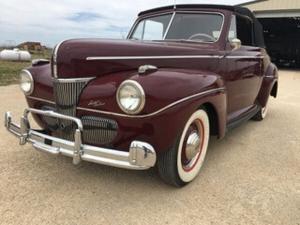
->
<box><xmin>138</xmin><ymin>65</ymin><xmax>158</xmax><ymax>75</ymax></box>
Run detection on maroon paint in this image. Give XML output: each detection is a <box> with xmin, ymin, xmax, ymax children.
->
<box><xmin>78</xmin><ymin>69</ymin><xmax>223</xmax><ymax>114</ymax></box>
<box><xmin>25</xmin><ymin>6</ymin><xmax>278</xmax><ymax>153</ymax></box>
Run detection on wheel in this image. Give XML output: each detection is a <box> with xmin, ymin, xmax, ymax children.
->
<box><xmin>252</xmin><ymin>102</ymin><xmax>269</xmax><ymax>121</ymax></box>
<box><xmin>157</xmin><ymin>109</ymin><xmax>210</xmax><ymax>187</ymax></box>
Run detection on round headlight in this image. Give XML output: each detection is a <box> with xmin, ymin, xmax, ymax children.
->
<box><xmin>117</xmin><ymin>80</ymin><xmax>145</xmax><ymax>115</ymax></box>
<box><xmin>20</xmin><ymin>69</ymin><xmax>34</xmax><ymax>95</ymax></box>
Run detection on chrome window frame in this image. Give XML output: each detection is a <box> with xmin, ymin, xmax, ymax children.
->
<box><xmin>127</xmin><ymin>11</ymin><xmax>225</xmax><ymax>44</ymax></box>
<box><xmin>128</xmin><ymin>12</ymin><xmax>175</xmax><ymax>41</ymax></box>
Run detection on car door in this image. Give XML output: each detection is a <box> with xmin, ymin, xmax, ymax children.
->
<box><xmin>223</xmin><ymin>14</ymin><xmax>264</xmax><ymax>120</ymax></box>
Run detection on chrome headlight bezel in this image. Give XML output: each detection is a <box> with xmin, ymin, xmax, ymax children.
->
<box><xmin>116</xmin><ymin>80</ymin><xmax>145</xmax><ymax>115</ymax></box>
<box><xmin>20</xmin><ymin>69</ymin><xmax>34</xmax><ymax>95</ymax></box>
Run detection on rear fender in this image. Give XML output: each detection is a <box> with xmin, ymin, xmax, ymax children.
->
<box><xmin>256</xmin><ymin>63</ymin><xmax>278</xmax><ymax>107</ymax></box>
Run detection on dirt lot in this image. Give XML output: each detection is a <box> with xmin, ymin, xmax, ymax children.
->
<box><xmin>0</xmin><ymin>70</ymin><xmax>299</xmax><ymax>225</ymax></box>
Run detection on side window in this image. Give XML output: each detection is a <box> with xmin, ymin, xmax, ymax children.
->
<box><xmin>132</xmin><ymin>22</ymin><xmax>144</xmax><ymax>40</ymax></box>
<box><xmin>236</xmin><ymin>15</ymin><xmax>254</xmax><ymax>46</ymax></box>
<box><xmin>143</xmin><ymin>20</ymin><xmax>164</xmax><ymax>40</ymax></box>
<box><xmin>131</xmin><ymin>14</ymin><xmax>172</xmax><ymax>40</ymax></box>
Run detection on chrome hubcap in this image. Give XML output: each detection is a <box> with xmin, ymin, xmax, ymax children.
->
<box><xmin>181</xmin><ymin>119</ymin><xmax>204</xmax><ymax>171</ymax></box>
<box><xmin>185</xmin><ymin>132</ymin><xmax>201</xmax><ymax>161</ymax></box>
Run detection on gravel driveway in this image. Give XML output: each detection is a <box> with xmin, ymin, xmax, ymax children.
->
<box><xmin>0</xmin><ymin>70</ymin><xmax>299</xmax><ymax>225</ymax></box>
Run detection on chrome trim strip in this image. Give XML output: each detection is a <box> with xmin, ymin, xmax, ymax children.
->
<box><xmin>87</xmin><ymin>55</ymin><xmax>222</xmax><ymax>61</ymax></box>
<box><xmin>53</xmin><ymin>77</ymin><xmax>95</xmax><ymax>83</ymax></box>
<box><xmin>53</xmin><ymin>41</ymin><xmax>65</xmax><ymax>61</ymax></box>
<box><xmin>27</xmin><ymin>96</ymin><xmax>55</xmax><ymax>105</ymax></box>
<box><xmin>77</xmin><ymin>87</ymin><xmax>226</xmax><ymax>118</ymax></box>
<box><xmin>52</xmin><ymin>40</ymin><xmax>66</xmax><ymax>78</ymax></box>
<box><xmin>163</xmin><ymin>12</ymin><xmax>176</xmax><ymax>40</ymax></box>
<box><xmin>225</xmin><ymin>56</ymin><xmax>265</xmax><ymax>59</ymax></box>
<box><xmin>87</xmin><ymin>55</ymin><xmax>265</xmax><ymax>61</ymax></box>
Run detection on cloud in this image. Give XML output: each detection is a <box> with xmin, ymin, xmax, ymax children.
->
<box><xmin>0</xmin><ymin>0</ymin><xmax>252</xmax><ymax>47</ymax></box>
<box><xmin>67</xmin><ymin>12</ymin><xmax>106</xmax><ymax>22</ymax></box>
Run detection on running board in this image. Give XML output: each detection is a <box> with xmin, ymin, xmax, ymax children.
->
<box><xmin>226</xmin><ymin>105</ymin><xmax>260</xmax><ymax>131</ymax></box>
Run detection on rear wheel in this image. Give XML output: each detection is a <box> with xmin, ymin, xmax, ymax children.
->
<box><xmin>157</xmin><ymin>109</ymin><xmax>210</xmax><ymax>187</ymax></box>
<box><xmin>253</xmin><ymin>101</ymin><xmax>269</xmax><ymax>121</ymax></box>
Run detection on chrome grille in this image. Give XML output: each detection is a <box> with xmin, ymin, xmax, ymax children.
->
<box><xmin>41</xmin><ymin>105</ymin><xmax>118</xmax><ymax>145</ymax></box>
<box><xmin>45</xmin><ymin>78</ymin><xmax>118</xmax><ymax>146</ymax></box>
<box><xmin>82</xmin><ymin>116</ymin><xmax>118</xmax><ymax>145</ymax></box>
<box><xmin>53</xmin><ymin>79</ymin><xmax>90</xmax><ymax>141</ymax></box>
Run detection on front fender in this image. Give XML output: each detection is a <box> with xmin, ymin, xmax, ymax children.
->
<box><xmin>78</xmin><ymin>69</ymin><xmax>227</xmax><ymax>152</ymax></box>
<box><xmin>77</xmin><ymin>87</ymin><xmax>226</xmax><ymax>153</ymax></box>
<box><xmin>256</xmin><ymin>63</ymin><xmax>278</xmax><ymax>107</ymax></box>
<box><xmin>79</xmin><ymin>68</ymin><xmax>225</xmax><ymax>115</ymax></box>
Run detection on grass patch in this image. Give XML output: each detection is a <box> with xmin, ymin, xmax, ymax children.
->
<box><xmin>0</xmin><ymin>61</ymin><xmax>31</xmax><ymax>86</ymax></box>
<box><xmin>0</xmin><ymin>50</ymin><xmax>52</xmax><ymax>86</ymax></box>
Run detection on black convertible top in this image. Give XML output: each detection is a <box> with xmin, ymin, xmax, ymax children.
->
<box><xmin>139</xmin><ymin>4</ymin><xmax>265</xmax><ymax>48</ymax></box>
<box><xmin>139</xmin><ymin>4</ymin><xmax>241</xmax><ymax>16</ymax></box>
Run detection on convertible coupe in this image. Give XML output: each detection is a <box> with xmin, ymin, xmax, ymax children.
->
<box><xmin>5</xmin><ymin>4</ymin><xmax>278</xmax><ymax>187</ymax></box>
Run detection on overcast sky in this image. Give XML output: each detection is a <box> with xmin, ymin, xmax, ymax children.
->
<box><xmin>0</xmin><ymin>0</ymin><xmax>252</xmax><ymax>47</ymax></box>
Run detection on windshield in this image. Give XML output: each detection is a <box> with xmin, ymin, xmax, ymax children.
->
<box><xmin>130</xmin><ymin>13</ymin><xmax>224</xmax><ymax>43</ymax></box>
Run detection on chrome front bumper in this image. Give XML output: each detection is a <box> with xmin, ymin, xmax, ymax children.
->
<box><xmin>4</xmin><ymin>108</ymin><xmax>156</xmax><ymax>170</ymax></box>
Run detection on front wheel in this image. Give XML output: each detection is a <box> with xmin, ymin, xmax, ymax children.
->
<box><xmin>157</xmin><ymin>109</ymin><xmax>210</xmax><ymax>187</ymax></box>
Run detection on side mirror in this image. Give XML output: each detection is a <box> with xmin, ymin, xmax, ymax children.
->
<box><xmin>230</xmin><ymin>38</ymin><xmax>241</xmax><ymax>50</ymax></box>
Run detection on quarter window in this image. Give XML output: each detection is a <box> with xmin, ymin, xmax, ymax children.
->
<box><xmin>228</xmin><ymin>16</ymin><xmax>237</xmax><ymax>41</ymax></box>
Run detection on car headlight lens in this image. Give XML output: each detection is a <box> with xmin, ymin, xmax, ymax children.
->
<box><xmin>117</xmin><ymin>80</ymin><xmax>145</xmax><ymax>115</ymax></box>
<box><xmin>20</xmin><ymin>69</ymin><xmax>34</xmax><ymax>95</ymax></box>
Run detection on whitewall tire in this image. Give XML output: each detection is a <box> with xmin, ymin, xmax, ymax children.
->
<box><xmin>158</xmin><ymin>109</ymin><xmax>210</xmax><ymax>187</ymax></box>
<box><xmin>253</xmin><ymin>101</ymin><xmax>269</xmax><ymax>121</ymax></box>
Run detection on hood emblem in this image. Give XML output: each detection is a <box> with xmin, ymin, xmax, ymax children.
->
<box><xmin>138</xmin><ymin>65</ymin><xmax>158</xmax><ymax>75</ymax></box>
<box><xmin>88</xmin><ymin>100</ymin><xmax>105</xmax><ymax>107</ymax></box>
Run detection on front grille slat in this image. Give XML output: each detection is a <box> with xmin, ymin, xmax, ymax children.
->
<box><xmin>46</xmin><ymin>78</ymin><xmax>117</xmax><ymax>146</ymax></box>
<box><xmin>81</xmin><ymin>116</ymin><xmax>118</xmax><ymax>146</ymax></box>
<box><xmin>53</xmin><ymin>79</ymin><xmax>90</xmax><ymax>141</ymax></box>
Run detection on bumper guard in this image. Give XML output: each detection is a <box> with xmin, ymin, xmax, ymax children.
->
<box><xmin>4</xmin><ymin>108</ymin><xmax>156</xmax><ymax>170</ymax></box>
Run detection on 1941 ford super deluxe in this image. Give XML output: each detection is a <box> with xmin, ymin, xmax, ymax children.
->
<box><xmin>5</xmin><ymin>4</ymin><xmax>278</xmax><ymax>187</ymax></box>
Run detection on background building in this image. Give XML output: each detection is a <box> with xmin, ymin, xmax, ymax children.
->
<box><xmin>240</xmin><ymin>0</ymin><xmax>300</xmax><ymax>67</ymax></box>
<box><xmin>17</xmin><ymin>42</ymin><xmax>42</xmax><ymax>53</ymax></box>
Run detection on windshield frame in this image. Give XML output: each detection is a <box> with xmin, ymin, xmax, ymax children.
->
<box><xmin>127</xmin><ymin>11</ymin><xmax>225</xmax><ymax>43</ymax></box>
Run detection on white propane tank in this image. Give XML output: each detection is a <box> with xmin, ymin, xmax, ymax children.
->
<box><xmin>0</xmin><ymin>48</ymin><xmax>31</xmax><ymax>61</ymax></box>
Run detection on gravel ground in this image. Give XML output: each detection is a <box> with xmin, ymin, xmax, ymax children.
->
<box><xmin>0</xmin><ymin>70</ymin><xmax>299</xmax><ymax>225</ymax></box>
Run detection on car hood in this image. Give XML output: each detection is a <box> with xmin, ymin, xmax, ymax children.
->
<box><xmin>54</xmin><ymin>38</ymin><xmax>220</xmax><ymax>78</ymax></box>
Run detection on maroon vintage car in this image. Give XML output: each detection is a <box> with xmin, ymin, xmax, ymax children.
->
<box><xmin>5</xmin><ymin>4</ymin><xmax>278</xmax><ymax>187</ymax></box>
